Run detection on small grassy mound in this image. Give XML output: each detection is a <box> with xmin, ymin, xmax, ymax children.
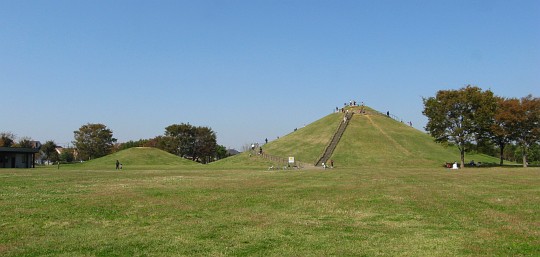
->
<box><xmin>77</xmin><ymin>147</ymin><xmax>199</xmax><ymax>169</ymax></box>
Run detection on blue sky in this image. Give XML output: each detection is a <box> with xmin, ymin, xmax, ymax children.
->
<box><xmin>1</xmin><ymin>0</ymin><xmax>539</xmax><ymax>150</ymax></box>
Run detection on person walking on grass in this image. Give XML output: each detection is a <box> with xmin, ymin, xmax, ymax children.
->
<box><xmin>116</xmin><ymin>160</ymin><xmax>120</xmax><ymax>170</ymax></box>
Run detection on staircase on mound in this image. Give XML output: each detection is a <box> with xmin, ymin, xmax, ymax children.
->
<box><xmin>315</xmin><ymin>111</ymin><xmax>354</xmax><ymax>167</ymax></box>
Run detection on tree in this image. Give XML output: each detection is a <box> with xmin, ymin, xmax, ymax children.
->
<box><xmin>17</xmin><ymin>137</ymin><xmax>34</xmax><ymax>148</ymax></box>
<box><xmin>193</xmin><ymin>126</ymin><xmax>217</xmax><ymax>163</ymax></box>
<box><xmin>164</xmin><ymin>123</ymin><xmax>195</xmax><ymax>157</ymax></box>
<box><xmin>42</xmin><ymin>140</ymin><xmax>59</xmax><ymax>164</ymax></box>
<box><xmin>527</xmin><ymin>143</ymin><xmax>540</xmax><ymax>165</ymax></box>
<box><xmin>0</xmin><ymin>132</ymin><xmax>15</xmax><ymax>147</ymax></box>
<box><xmin>423</xmin><ymin>86</ymin><xmax>497</xmax><ymax>168</ymax></box>
<box><xmin>510</xmin><ymin>95</ymin><xmax>540</xmax><ymax>167</ymax></box>
<box><xmin>59</xmin><ymin>148</ymin><xmax>75</xmax><ymax>163</ymax></box>
<box><xmin>157</xmin><ymin>123</ymin><xmax>218</xmax><ymax>163</ymax></box>
<box><xmin>119</xmin><ymin>139</ymin><xmax>150</xmax><ymax>150</ymax></box>
<box><xmin>215</xmin><ymin>145</ymin><xmax>228</xmax><ymax>160</ymax></box>
<box><xmin>73</xmin><ymin>123</ymin><xmax>117</xmax><ymax>160</ymax></box>
<box><xmin>488</xmin><ymin>97</ymin><xmax>518</xmax><ymax>166</ymax></box>
<box><xmin>154</xmin><ymin>135</ymin><xmax>177</xmax><ymax>155</ymax></box>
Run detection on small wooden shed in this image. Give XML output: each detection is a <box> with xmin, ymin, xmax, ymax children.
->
<box><xmin>0</xmin><ymin>147</ymin><xmax>39</xmax><ymax>168</ymax></box>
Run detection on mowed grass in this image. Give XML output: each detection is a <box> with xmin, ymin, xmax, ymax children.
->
<box><xmin>1</xmin><ymin>166</ymin><xmax>538</xmax><ymax>256</ymax></box>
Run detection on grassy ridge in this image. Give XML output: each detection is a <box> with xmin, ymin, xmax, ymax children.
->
<box><xmin>1</xmin><ymin>167</ymin><xmax>538</xmax><ymax>256</ymax></box>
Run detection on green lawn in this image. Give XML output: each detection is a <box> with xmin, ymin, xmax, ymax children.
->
<box><xmin>1</xmin><ymin>166</ymin><xmax>538</xmax><ymax>256</ymax></box>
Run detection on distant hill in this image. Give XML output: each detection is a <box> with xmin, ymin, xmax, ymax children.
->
<box><xmin>227</xmin><ymin>149</ymin><xmax>240</xmax><ymax>156</ymax></box>
<box><xmin>79</xmin><ymin>147</ymin><xmax>199</xmax><ymax>169</ymax></box>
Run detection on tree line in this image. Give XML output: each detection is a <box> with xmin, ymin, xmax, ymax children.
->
<box><xmin>423</xmin><ymin>85</ymin><xmax>540</xmax><ymax>168</ymax></box>
<box><xmin>116</xmin><ymin>123</ymin><xmax>230</xmax><ymax>163</ymax></box>
<box><xmin>1</xmin><ymin>123</ymin><xmax>230</xmax><ymax>164</ymax></box>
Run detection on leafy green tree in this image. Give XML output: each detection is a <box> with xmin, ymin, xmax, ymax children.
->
<box><xmin>119</xmin><ymin>139</ymin><xmax>150</xmax><ymax>150</ymax></box>
<box><xmin>164</xmin><ymin>123</ymin><xmax>195</xmax><ymax>157</ymax></box>
<box><xmin>527</xmin><ymin>143</ymin><xmax>540</xmax><ymax>165</ymax></box>
<box><xmin>510</xmin><ymin>95</ymin><xmax>540</xmax><ymax>167</ymax></box>
<box><xmin>488</xmin><ymin>97</ymin><xmax>518</xmax><ymax>165</ymax></box>
<box><xmin>157</xmin><ymin>123</ymin><xmax>217</xmax><ymax>163</ymax></box>
<box><xmin>17</xmin><ymin>137</ymin><xmax>34</xmax><ymax>148</ymax></box>
<box><xmin>59</xmin><ymin>148</ymin><xmax>75</xmax><ymax>163</ymax></box>
<box><xmin>0</xmin><ymin>132</ymin><xmax>15</xmax><ymax>147</ymax></box>
<box><xmin>423</xmin><ymin>86</ymin><xmax>497</xmax><ymax>168</ymax></box>
<box><xmin>41</xmin><ymin>140</ymin><xmax>59</xmax><ymax>164</ymax></box>
<box><xmin>503</xmin><ymin>143</ymin><xmax>519</xmax><ymax>163</ymax></box>
<box><xmin>155</xmin><ymin>135</ymin><xmax>177</xmax><ymax>155</ymax></box>
<box><xmin>193</xmin><ymin>126</ymin><xmax>217</xmax><ymax>163</ymax></box>
<box><xmin>215</xmin><ymin>145</ymin><xmax>228</xmax><ymax>160</ymax></box>
<box><xmin>73</xmin><ymin>123</ymin><xmax>117</xmax><ymax>160</ymax></box>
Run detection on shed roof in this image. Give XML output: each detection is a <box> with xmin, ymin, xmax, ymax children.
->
<box><xmin>0</xmin><ymin>147</ymin><xmax>39</xmax><ymax>153</ymax></box>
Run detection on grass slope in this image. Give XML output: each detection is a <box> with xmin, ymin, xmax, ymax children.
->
<box><xmin>332</xmin><ymin>112</ymin><xmax>501</xmax><ymax>167</ymax></box>
<box><xmin>261</xmin><ymin>112</ymin><xmax>342</xmax><ymax>164</ymax></box>
<box><xmin>213</xmin><ymin>112</ymin><xmax>342</xmax><ymax>168</ymax></box>
<box><xmin>1</xmin><ymin>167</ymin><xmax>538</xmax><ymax>256</ymax></box>
<box><xmin>76</xmin><ymin>147</ymin><xmax>199</xmax><ymax>169</ymax></box>
<box><xmin>209</xmin><ymin>152</ymin><xmax>277</xmax><ymax>169</ymax></box>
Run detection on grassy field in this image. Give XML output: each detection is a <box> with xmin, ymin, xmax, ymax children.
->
<box><xmin>1</xmin><ymin>166</ymin><xmax>538</xmax><ymax>256</ymax></box>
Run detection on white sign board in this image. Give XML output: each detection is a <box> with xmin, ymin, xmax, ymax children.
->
<box><xmin>288</xmin><ymin>157</ymin><xmax>295</xmax><ymax>164</ymax></box>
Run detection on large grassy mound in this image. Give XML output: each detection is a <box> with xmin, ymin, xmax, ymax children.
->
<box><xmin>78</xmin><ymin>147</ymin><xmax>199</xmax><ymax>169</ymax></box>
<box><xmin>332</xmin><ymin>111</ymin><xmax>499</xmax><ymax>167</ymax></box>
<box><xmin>258</xmin><ymin>106</ymin><xmax>501</xmax><ymax>168</ymax></box>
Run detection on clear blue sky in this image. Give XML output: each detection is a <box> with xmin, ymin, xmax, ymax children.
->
<box><xmin>1</xmin><ymin>0</ymin><xmax>539</xmax><ymax>150</ymax></box>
